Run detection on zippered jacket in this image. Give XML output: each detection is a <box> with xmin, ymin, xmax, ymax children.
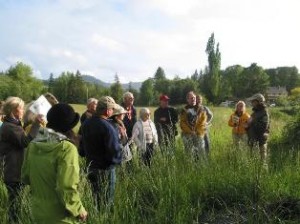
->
<box><xmin>22</xmin><ymin>128</ymin><xmax>86</xmax><ymax>224</ymax></box>
<box><xmin>228</xmin><ymin>111</ymin><xmax>250</xmax><ymax>135</ymax></box>
<box><xmin>179</xmin><ymin>105</ymin><xmax>207</xmax><ymax>137</ymax></box>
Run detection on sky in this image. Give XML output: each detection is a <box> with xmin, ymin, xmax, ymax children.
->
<box><xmin>0</xmin><ymin>0</ymin><xmax>299</xmax><ymax>83</ymax></box>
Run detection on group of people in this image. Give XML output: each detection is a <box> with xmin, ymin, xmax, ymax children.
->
<box><xmin>228</xmin><ymin>93</ymin><xmax>270</xmax><ymax>161</ymax></box>
<box><xmin>0</xmin><ymin>90</ymin><xmax>270</xmax><ymax>223</ymax></box>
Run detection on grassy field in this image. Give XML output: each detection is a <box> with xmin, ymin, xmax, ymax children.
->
<box><xmin>1</xmin><ymin>105</ymin><xmax>300</xmax><ymax>223</ymax></box>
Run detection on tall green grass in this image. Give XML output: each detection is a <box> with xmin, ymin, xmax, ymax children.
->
<box><xmin>1</xmin><ymin>106</ymin><xmax>300</xmax><ymax>223</ymax></box>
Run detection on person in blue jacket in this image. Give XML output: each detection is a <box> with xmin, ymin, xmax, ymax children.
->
<box><xmin>81</xmin><ymin>96</ymin><xmax>122</xmax><ymax>209</ymax></box>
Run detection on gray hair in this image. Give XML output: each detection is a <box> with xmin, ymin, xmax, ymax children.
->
<box><xmin>2</xmin><ymin>96</ymin><xmax>25</xmax><ymax>116</ymax></box>
<box><xmin>123</xmin><ymin>91</ymin><xmax>134</xmax><ymax>100</ymax></box>
<box><xmin>87</xmin><ymin>98</ymin><xmax>98</xmax><ymax>105</ymax></box>
<box><xmin>139</xmin><ymin>107</ymin><xmax>150</xmax><ymax>118</ymax></box>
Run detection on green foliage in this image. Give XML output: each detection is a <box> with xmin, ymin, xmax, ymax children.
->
<box><xmin>139</xmin><ymin>78</ymin><xmax>154</xmax><ymax>106</ymax></box>
<box><xmin>1</xmin><ymin>62</ymin><xmax>44</xmax><ymax>101</ymax></box>
<box><xmin>110</xmin><ymin>74</ymin><xmax>124</xmax><ymax>103</ymax></box>
<box><xmin>280</xmin><ymin>112</ymin><xmax>300</xmax><ymax>147</ymax></box>
<box><xmin>204</xmin><ymin>33</ymin><xmax>221</xmax><ymax>104</ymax></box>
<box><xmin>154</xmin><ymin>67</ymin><xmax>166</xmax><ymax>80</ymax></box>
<box><xmin>266</xmin><ymin>67</ymin><xmax>300</xmax><ymax>92</ymax></box>
<box><xmin>2</xmin><ymin>107</ymin><xmax>300</xmax><ymax>223</ymax></box>
<box><xmin>238</xmin><ymin>63</ymin><xmax>270</xmax><ymax>97</ymax></box>
<box><xmin>52</xmin><ymin>71</ymin><xmax>87</xmax><ymax>103</ymax></box>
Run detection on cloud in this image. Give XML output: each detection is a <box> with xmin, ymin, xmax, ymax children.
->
<box><xmin>0</xmin><ymin>0</ymin><xmax>299</xmax><ymax>83</ymax></box>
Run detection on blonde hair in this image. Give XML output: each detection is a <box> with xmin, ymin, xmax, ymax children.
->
<box><xmin>2</xmin><ymin>96</ymin><xmax>25</xmax><ymax>116</ymax></box>
<box><xmin>235</xmin><ymin>101</ymin><xmax>246</xmax><ymax>112</ymax></box>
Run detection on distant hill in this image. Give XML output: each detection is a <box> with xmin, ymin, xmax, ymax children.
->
<box><xmin>81</xmin><ymin>75</ymin><xmax>110</xmax><ymax>87</ymax></box>
<box><xmin>82</xmin><ymin>75</ymin><xmax>142</xmax><ymax>91</ymax></box>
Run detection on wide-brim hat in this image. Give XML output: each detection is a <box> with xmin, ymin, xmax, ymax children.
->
<box><xmin>47</xmin><ymin>103</ymin><xmax>80</xmax><ymax>133</ymax></box>
<box><xmin>97</xmin><ymin>96</ymin><xmax>118</xmax><ymax>109</ymax></box>
<box><xmin>112</xmin><ymin>105</ymin><xmax>128</xmax><ymax>116</ymax></box>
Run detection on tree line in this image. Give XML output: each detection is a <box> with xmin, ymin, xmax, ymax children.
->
<box><xmin>1</xmin><ymin>33</ymin><xmax>299</xmax><ymax>105</ymax></box>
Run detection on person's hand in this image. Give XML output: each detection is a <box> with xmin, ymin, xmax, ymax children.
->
<box><xmin>78</xmin><ymin>211</ymin><xmax>88</xmax><ymax>222</ymax></box>
<box><xmin>247</xmin><ymin>117</ymin><xmax>253</xmax><ymax>125</ymax></box>
<box><xmin>119</xmin><ymin>126</ymin><xmax>126</xmax><ymax>137</ymax></box>
<box><xmin>35</xmin><ymin>114</ymin><xmax>47</xmax><ymax>126</ymax></box>
<box><xmin>160</xmin><ymin>117</ymin><xmax>167</xmax><ymax>122</ymax></box>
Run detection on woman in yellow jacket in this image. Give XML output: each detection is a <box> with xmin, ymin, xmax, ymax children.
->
<box><xmin>228</xmin><ymin>101</ymin><xmax>250</xmax><ymax>149</ymax></box>
<box><xmin>180</xmin><ymin>91</ymin><xmax>207</xmax><ymax>160</ymax></box>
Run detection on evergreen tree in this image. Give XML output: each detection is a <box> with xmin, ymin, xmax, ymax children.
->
<box><xmin>48</xmin><ymin>73</ymin><xmax>55</xmax><ymax>93</ymax></box>
<box><xmin>205</xmin><ymin>33</ymin><xmax>221</xmax><ymax>103</ymax></box>
<box><xmin>139</xmin><ymin>78</ymin><xmax>154</xmax><ymax>106</ymax></box>
<box><xmin>110</xmin><ymin>74</ymin><xmax>124</xmax><ymax>103</ymax></box>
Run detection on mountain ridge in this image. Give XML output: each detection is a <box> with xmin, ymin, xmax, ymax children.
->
<box><xmin>82</xmin><ymin>75</ymin><xmax>142</xmax><ymax>91</ymax></box>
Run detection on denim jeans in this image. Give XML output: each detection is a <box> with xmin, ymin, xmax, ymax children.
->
<box><xmin>87</xmin><ymin>167</ymin><xmax>116</xmax><ymax>210</ymax></box>
<box><xmin>182</xmin><ymin>134</ymin><xmax>207</xmax><ymax>162</ymax></box>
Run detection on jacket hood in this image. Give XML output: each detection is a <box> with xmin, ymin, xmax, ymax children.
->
<box><xmin>32</xmin><ymin>127</ymin><xmax>68</xmax><ymax>143</ymax></box>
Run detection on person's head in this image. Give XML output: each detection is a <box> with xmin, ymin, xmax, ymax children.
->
<box><xmin>86</xmin><ymin>98</ymin><xmax>98</xmax><ymax>113</ymax></box>
<box><xmin>123</xmin><ymin>92</ymin><xmax>134</xmax><ymax>107</ymax></box>
<box><xmin>248</xmin><ymin>93</ymin><xmax>265</xmax><ymax>107</ymax></box>
<box><xmin>96</xmin><ymin>96</ymin><xmax>118</xmax><ymax>118</ymax></box>
<box><xmin>47</xmin><ymin>103</ymin><xmax>80</xmax><ymax>133</ymax></box>
<box><xmin>139</xmin><ymin>108</ymin><xmax>151</xmax><ymax>122</ymax></box>
<box><xmin>44</xmin><ymin>92</ymin><xmax>59</xmax><ymax>106</ymax></box>
<box><xmin>186</xmin><ymin>91</ymin><xmax>196</xmax><ymax>106</ymax></box>
<box><xmin>0</xmin><ymin>100</ymin><xmax>4</xmax><ymax>122</ymax></box>
<box><xmin>2</xmin><ymin>97</ymin><xmax>25</xmax><ymax>120</ymax></box>
<box><xmin>159</xmin><ymin>94</ymin><xmax>169</xmax><ymax>108</ymax></box>
<box><xmin>111</xmin><ymin>105</ymin><xmax>127</xmax><ymax>121</ymax></box>
<box><xmin>196</xmin><ymin>94</ymin><xmax>203</xmax><ymax>105</ymax></box>
<box><xmin>235</xmin><ymin>101</ymin><xmax>246</xmax><ymax>113</ymax></box>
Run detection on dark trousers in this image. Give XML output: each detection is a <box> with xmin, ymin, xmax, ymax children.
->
<box><xmin>142</xmin><ymin>143</ymin><xmax>154</xmax><ymax>166</ymax></box>
<box><xmin>5</xmin><ymin>182</ymin><xmax>24</xmax><ymax>223</ymax></box>
<box><xmin>87</xmin><ymin>168</ymin><xmax>116</xmax><ymax>210</ymax></box>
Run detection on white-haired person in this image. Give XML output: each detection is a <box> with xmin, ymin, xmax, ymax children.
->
<box><xmin>121</xmin><ymin>92</ymin><xmax>137</xmax><ymax>140</ymax></box>
<box><xmin>132</xmin><ymin>108</ymin><xmax>158</xmax><ymax>166</ymax></box>
<box><xmin>80</xmin><ymin>98</ymin><xmax>98</xmax><ymax>124</ymax></box>
<box><xmin>228</xmin><ymin>101</ymin><xmax>250</xmax><ymax>149</ymax></box>
<box><xmin>0</xmin><ymin>96</ymin><xmax>42</xmax><ymax>223</ymax></box>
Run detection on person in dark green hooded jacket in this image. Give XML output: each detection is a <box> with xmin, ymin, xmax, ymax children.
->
<box><xmin>22</xmin><ymin>103</ymin><xmax>87</xmax><ymax>224</ymax></box>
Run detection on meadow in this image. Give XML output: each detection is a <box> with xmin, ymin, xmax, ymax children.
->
<box><xmin>1</xmin><ymin>105</ymin><xmax>300</xmax><ymax>223</ymax></box>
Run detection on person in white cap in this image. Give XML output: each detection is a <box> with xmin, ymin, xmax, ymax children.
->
<box><xmin>247</xmin><ymin>93</ymin><xmax>270</xmax><ymax>162</ymax></box>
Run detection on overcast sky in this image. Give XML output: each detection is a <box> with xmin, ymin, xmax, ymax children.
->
<box><xmin>0</xmin><ymin>0</ymin><xmax>299</xmax><ymax>83</ymax></box>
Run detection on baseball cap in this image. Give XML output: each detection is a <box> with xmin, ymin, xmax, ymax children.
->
<box><xmin>159</xmin><ymin>95</ymin><xmax>170</xmax><ymax>101</ymax></box>
<box><xmin>248</xmin><ymin>93</ymin><xmax>265</xmax><ymax>103</ymax></box>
